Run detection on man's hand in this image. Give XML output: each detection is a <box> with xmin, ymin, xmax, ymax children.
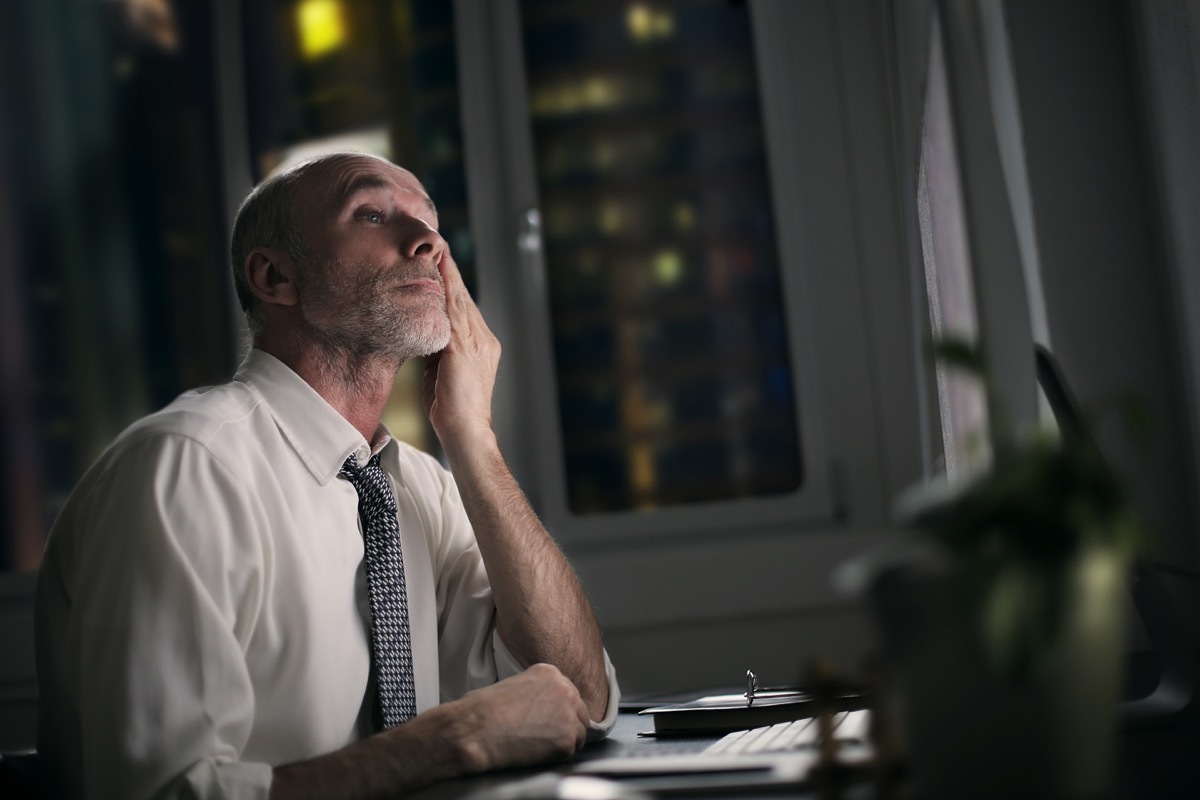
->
<box><xmin>423</xmin><ymin>250</ymin><xmax>501</xmax><ymax>448</ymax></box>
<box><xmin>270</xmin><ymin>664</ymin><xmax>589</xmax><ymax>799</ymax></box>
<box><xmin>441</xmin><ymin>663</ymin><xmax>591</xmax><ymax>774</ymax></box>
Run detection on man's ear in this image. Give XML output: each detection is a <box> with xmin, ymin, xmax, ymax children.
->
<box><xmin>245</xmin><ymin>247</ymin><xmax>299</xmax><ymax>307</ymax></box>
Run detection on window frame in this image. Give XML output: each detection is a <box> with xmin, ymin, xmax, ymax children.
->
<box><xmin>452</xmin><ymin>0</ymin><xmax>934</xmax><ymax>546</ymax></box>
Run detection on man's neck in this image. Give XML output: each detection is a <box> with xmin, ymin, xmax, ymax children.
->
<box><xmin>256</xmin><ymin>335</ymin><xmax>401</xmax><ymax>445</ymax></box>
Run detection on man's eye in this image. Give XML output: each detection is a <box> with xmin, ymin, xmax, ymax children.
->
<box><xmin>361</xmin><ymin>210</ymin><xmax>385</xmax><ymax>224</ymax></box>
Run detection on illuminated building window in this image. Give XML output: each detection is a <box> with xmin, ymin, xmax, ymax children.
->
<box><xmin>296</xmin><ymin>0</ymin><xmax>347</xmax><ymax>59</ymax></box>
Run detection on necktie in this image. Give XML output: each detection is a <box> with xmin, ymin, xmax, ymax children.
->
<box><xmin>341</xmin><ymin>453</ymin><xmax>417</xmax><ymax>728</ymax></box>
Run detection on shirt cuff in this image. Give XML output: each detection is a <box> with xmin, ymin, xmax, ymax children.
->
<box><xmin>587</xmin><ymin>649</ymin><xmax>621</xmax><ymax>743</ymax></box>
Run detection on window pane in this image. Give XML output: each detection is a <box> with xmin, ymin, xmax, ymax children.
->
<box><xmin>519</xmin><ymin>0</ymin><xmax>803</xmax><ymax>514</ymax></box>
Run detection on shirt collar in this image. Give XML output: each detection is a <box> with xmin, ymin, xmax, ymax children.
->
<box><xmin>234</xmin><ymin>348</ymin><xmax>394</xmax><ymax>485</ymax></box>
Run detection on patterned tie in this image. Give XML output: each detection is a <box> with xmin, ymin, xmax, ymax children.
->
<box><xmin>340</xmin><ymin>452</ymin><xmax>417</xmax><ymax>728</ymax></box>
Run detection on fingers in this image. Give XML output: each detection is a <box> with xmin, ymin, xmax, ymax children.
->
<box><xmin>437</xmin><ymin>248</ymin><xmax>475</xmax><ymax>322</ymax></box>
<box><xmin>458</xmin><ymin>664</ymin><xmax>589</xmax><ymax>770</ymax></box>
<box><xmin>437</xmin><ymin>248</ymin><xmax>467</xmax><ymax>296</ymax></box>
<box><xmin>575</xmin><ymin>706</ymin><xmax>589</xmax><ymax>751</ymax></box>
<box><xmin>436</xmin><ymin>248</ymin><xmax>493</xmax><ymax>353</ymax></box>
<box><xmin>525</xmin><ymin>664</ymin><xmax>589</xmax><ymax>753</ymax></box>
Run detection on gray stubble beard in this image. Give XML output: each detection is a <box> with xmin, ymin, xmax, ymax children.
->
<box><xmin>298</xmin><ymin>255</ymin><xmax>452</xmax><ymax>368</ymax></box>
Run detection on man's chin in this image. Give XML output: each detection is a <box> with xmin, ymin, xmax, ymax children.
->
<box><xmin>424</xmin><ymin>329</ymin><xmax>452</xmax><ymax>358</ymax></box>
<box><xmin>394</xmin><ymin>317</ymin><xmax>450</xmax><ymax>361</ymax></box>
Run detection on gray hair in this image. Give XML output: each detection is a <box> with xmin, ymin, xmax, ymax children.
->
<box><xmin>230</xmin><ymin>152</ymin><xmax>380</xmax><ymax>335</ymax></box>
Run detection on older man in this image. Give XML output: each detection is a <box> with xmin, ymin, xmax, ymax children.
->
<box><xmin>35</xmin><ymin>152</ymin><xmax>618</xmax><ymax>799</ymax></box>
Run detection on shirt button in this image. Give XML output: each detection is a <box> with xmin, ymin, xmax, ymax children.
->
<box><xmin>357</xmin><ymin>446</ymin><xmax>370</xmax><ymax>463</ymax></box>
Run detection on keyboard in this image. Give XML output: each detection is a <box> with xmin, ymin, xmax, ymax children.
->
<box><xmin>704</xmin><ymin>709</ymin><xmax>871</xmax><ymax>755</ymax></box>
<box><xmin>573</xmin><ymin>709</ymin><xmax>874</xmax><ymax>787</ymax></box>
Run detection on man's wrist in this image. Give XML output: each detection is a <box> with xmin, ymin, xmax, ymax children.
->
<box><xmin>438</xmin><ymin>424</ymin><xmax>501</xmax><ymax>466</ymax></box>
<box><xmin>410</xmin><ymin>697</ymin><xmax>491</xmax><ymax>774</ymax></box>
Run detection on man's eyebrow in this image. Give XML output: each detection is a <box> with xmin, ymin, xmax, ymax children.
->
<box><xmin>338</xmin><ymin>173</ymin><xmax>438</xmax><ymax>218</ymax></box>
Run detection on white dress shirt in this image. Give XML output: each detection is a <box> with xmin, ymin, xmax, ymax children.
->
<box><xmin>36</xmin><ymin>349</ymin><xmax>619</xmax><ymax>800</ymax></box>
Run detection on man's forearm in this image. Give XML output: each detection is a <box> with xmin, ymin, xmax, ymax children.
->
<box><xmin>442</xmin><ymin>430</ymin><xmax>610</xmax><ymax>721</ymax></box>
<box><xmin>270</xmin><ymin>703</ymin><xmax>479</xmax><ymax>799</ymax></box>
<box><xmin>271</xmin><ymin>666</ymin><xmax>590</xmax><ymax>798</ymax></box>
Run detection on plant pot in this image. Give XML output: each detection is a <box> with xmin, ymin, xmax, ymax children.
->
<box><xmin>869</xmin><ymin>544</ymin><xmax>1129</xmax><ymax>799</ymax></box>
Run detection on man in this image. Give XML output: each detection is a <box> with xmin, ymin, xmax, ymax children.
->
<box><xmin>35</xmin><ymin>152</ymin><xmax>619</xmax><ymax>799</ymax></box>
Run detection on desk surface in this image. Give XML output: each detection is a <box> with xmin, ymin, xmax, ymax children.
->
<box><xmin>1116</xmin><ymin>707</ymin><xmax>1200</xmax><ymax>798</ymax></box>
<box><xmin>409</xmin><ymin>713</ymin><xmax>733</xmax><ymax>800</ymax></box>
<box><xmin>409</xmin><ymin>703</ymin><xmax>1200</xmax><ymax>800</ymax></box>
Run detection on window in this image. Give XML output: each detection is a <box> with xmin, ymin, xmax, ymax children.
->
<box><xmin>517</xmin><ymin>0</ymin><xmax>803</xmax><ymax>514</ymax></box>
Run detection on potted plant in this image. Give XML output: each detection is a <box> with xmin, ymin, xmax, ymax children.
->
<box><xmin>860</xmin><ymin>340</ymin><xmax>1147</xmax><ymax>799</ymax></box>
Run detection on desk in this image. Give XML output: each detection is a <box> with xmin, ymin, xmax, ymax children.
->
<box><xmin>408</xmin><ymin>714</ymin><xmax>711</xmax><ymax>799</ymax></box>
<box><xmin>409</xmin><ymin>711</ymin><xmax>857</xmax><ymax>800</ymax></box>
<box><xmin>1116</xmin><ymin>708</ymin><xmax>1200</xmax><ymax>798</ymax></box>
<box><xmin>409</xmin><ymin>703</ymin><xmax>1200</xmax><ymax>799</ymax></box>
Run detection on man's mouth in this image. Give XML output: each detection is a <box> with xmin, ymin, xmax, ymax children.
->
<box><xmin>389</xmin><ymin>265</ymin><xmax>443</xmax><ymax>294</ymax></box>
<box><xmin>396</xmin><ymin>277</ymin><xmax>442</xmax><ymax>292</ymax></box>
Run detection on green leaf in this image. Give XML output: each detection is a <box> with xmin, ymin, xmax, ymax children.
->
<box><xmin>928</xmin><ymin>336</ymin><xmax>987</xmax><ymax>377</ymax></box>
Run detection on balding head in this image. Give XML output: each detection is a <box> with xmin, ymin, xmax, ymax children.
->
<box><xmin>229</xmin><ymin>152</ymin><xmax>403</xmax><ymax>335</ymax></box>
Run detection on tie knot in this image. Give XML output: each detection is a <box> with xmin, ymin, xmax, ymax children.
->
<box><xmin>342</xmin><ymin>452</ymin><xmax>381</xmax><ymax>477</ymax></box>
<box><xmin>340</xmin><ymin>453</ymin><xmax>395</xmax><ymax>516</ymax></box>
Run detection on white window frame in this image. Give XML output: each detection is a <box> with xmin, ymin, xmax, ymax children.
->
<box><xmin>454</xmin><ymin>0</ymin><xmax>926</xmax><ymax>548</ymax></box>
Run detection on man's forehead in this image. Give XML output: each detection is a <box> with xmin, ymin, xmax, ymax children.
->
<box><xmin>299</xmin><ymin>155</ymin><xmax>436</xmax><ymax>216</ymax></box>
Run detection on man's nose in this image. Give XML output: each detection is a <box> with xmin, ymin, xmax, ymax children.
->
<box><xmin>400</xmin><ymin>216</ymin><xmax>445</xmax><ymax>261</ymax></box>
